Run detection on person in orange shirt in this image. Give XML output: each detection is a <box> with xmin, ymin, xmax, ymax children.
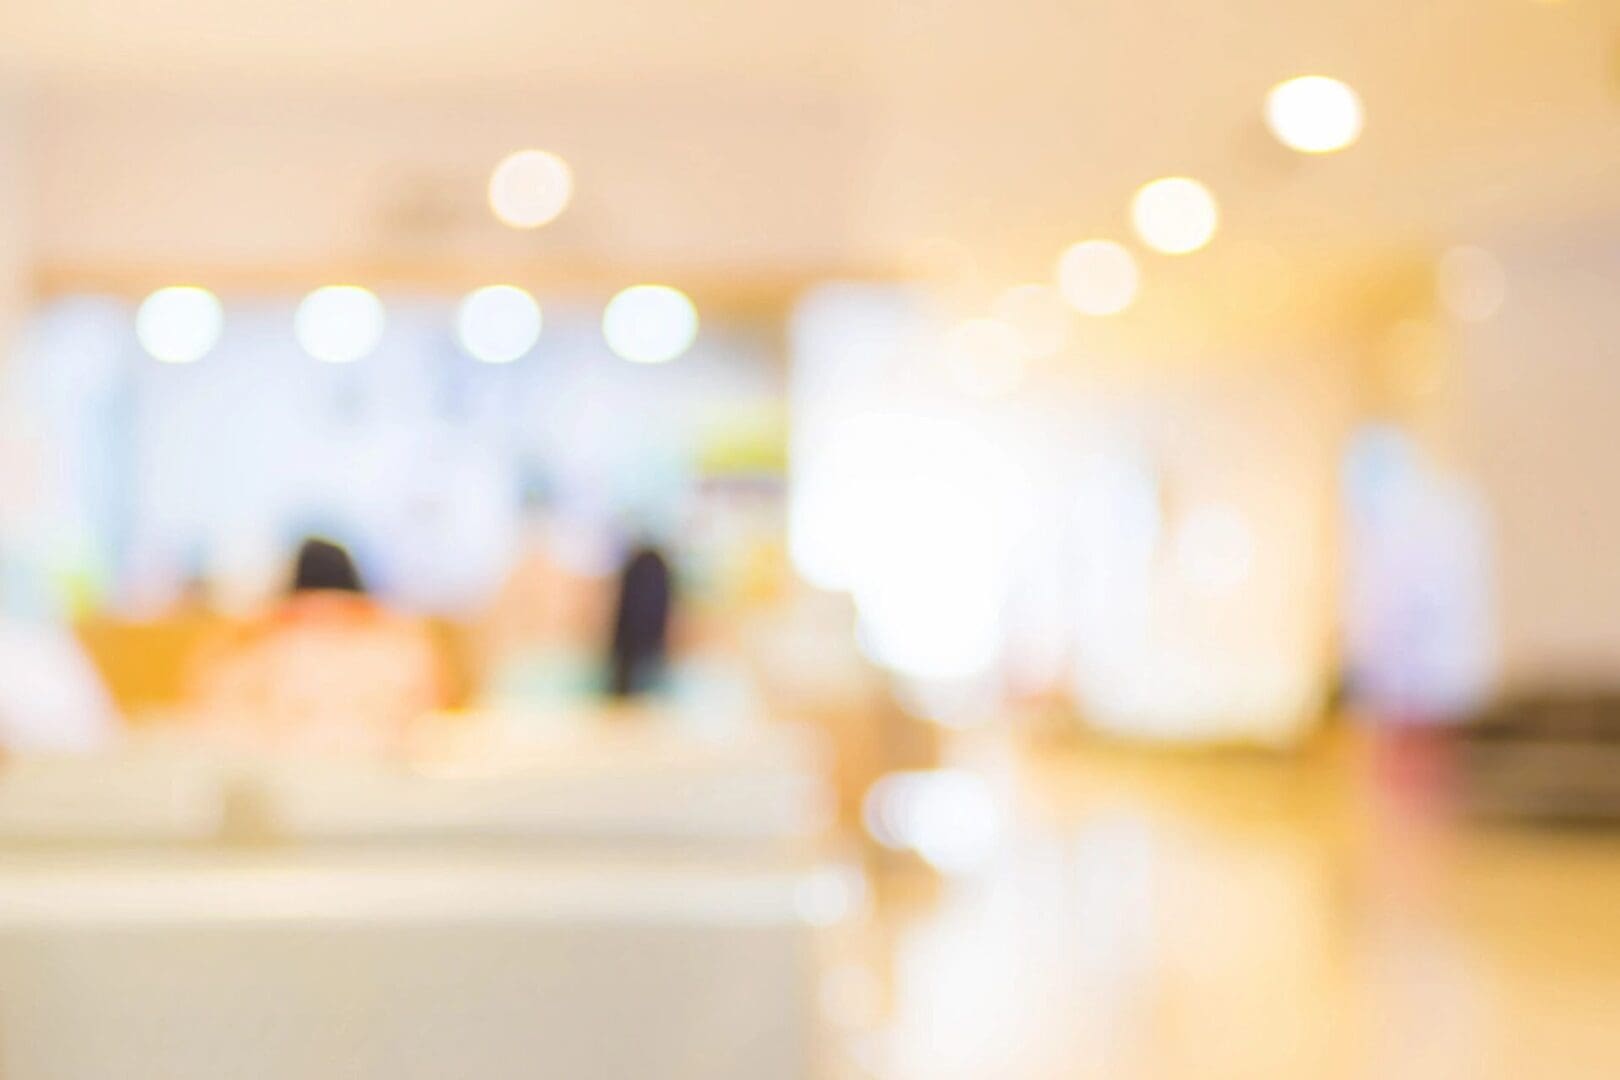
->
<box><xmin>189</xmin><ymin>538</ymin><xmax>447</xmax><ymax>756</ymax></box>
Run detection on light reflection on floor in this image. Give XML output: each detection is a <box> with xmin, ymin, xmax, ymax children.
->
<box><xmin>851</xmin><ymin>734</ymin><xmax>1620</xmax><ymax>1079</ymax></box>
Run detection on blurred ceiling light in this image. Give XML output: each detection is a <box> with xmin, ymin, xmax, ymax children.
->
<box><xmin>1056</xmin><ymin>240</ymin><xmax>1140</xmax><ymax>316</ymax></box>
<box><xmin>488</xmin><ymin>149</ymin><xmax>574</xmax><ymax>229</ymax></box>
<box><xmin>992</xmin><ymin>283</ymin><xmax>1070</xmax><ymax>358</ymax></box>
<box><xmin>1174</xmin><ymin>503</ymin><xmax>1255</xmax><ymax>595</ymax></box>
<box><xmin>1131</xmin><ymin>177</ymin><xmax>1220</xmax><ymax>255</ymax></box>
<box><xmin>136</xmin><ymin>286</ymin><xmax>223</xmax><ymax>364</ymax></box>
<box><xmin>455</xmin><ymin>285</ymin><xmax>542</xmax><ymax>364</ymax></box>
<box><xmin>602</xmin><ymin>284</ymin><xmax>699</xmax><ymax>364</ymax></box>
<box><xmin>1437</xmin><ymin>245</ymin><xmax>1506</xmax><ymax>323</ymax></box>
<box><xmin>943</xmin><ymin>317</ymin><xmax>1026</xmax><ymax>399</ymax></box>
<box><xmin>295</xmin><ymin>286</ymin><xmax>385</xmax><ymax>363</ymax></box>
<box><xmin>1265</xmin><ymin>76</ymin><xmax>1364</xmax><ymax>154</ymax></box>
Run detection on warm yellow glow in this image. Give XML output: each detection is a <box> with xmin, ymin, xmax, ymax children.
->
<box><xmin>943</xmin><ymin>318</ymin><xmax>1026</xmax><ymax>399</ymax></box>
<box><xmin>602</xmin><ymin>284</ymin><xmax>699</xmax><ymax>364</ymax></box>
<box><xmin>1056</xmin><ymin>240</ymin><xmax>1139</xmax><ymax>316</ymax></box>
<box><xmin>1265</xmin><ymin>76</ymin><xmax>1364</xmax><ymax>154</ymax></box>
<box><xmin>1131</xmin><ymin>177</ymin><xmax>1219</xmax><ymax>255</ymax></box>
<box><xmin>992</xmin><ymin>283</ymin><xmax>1070</xmax><ymax>358</ymax></box>
<box><xmin>1437</xmin><ymin>245</ymin><xmax>1506</xmax><ymax>323</ymax></box>
<box><xmin>456</xmin><ymin>285</ymin><xmax>542</xmax><ymax>364</ymax></box>
<box><xmin>295</xmin><ymin>286</ymin><xmax>385</xmax><ymax>364</ymax></box>
<box><xmin>136</xmin><ymin>286</ymin><xmax>223</xmax><ymax>364</ymax></box>
<box><xmin>1381</xmin><ymin>319</ymin><xmax>1447</xmax><ymax>400</ymax></box>
<box><xmin>488</xmin><ymin>149</ymin><xmax>574</xmax><ymax>229</ymax></box>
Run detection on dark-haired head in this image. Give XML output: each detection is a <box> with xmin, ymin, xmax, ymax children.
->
<box><xmin>607</xmin><ymin>544</ymin><xmax>672</xmax><ymax>697</ymax></box>
<box><xmin>290</xmin><ymin>538</ymin><xmax>365</xmax><ymax>595</ymax></box>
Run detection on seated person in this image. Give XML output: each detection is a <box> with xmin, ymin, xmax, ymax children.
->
<box><xmin>606</xmin><ymin>544</ymin><xmax>673</xmax><ymax>699</ymax></box>
<box><xmin>188</xmin><ymin>538</ymin><xmax>446</xmax><ymax>755</ymax></box>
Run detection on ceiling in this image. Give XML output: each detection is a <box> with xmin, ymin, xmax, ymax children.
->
<box><xmin>2</xmin><ymin>0</ymin><xmax>1615</xmax><ymax>334</ymax></box>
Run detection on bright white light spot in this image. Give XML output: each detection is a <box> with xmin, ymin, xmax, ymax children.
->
<box><xmin>136</xmin><ymin>287</ymin><xmax>223</xmax><ymax>364</ymax></box>
<box><xmin>992</xmin><ymin>283</ymin><xmax>1070</xmax><ymax>358</ymax></box>
<box><xmin>943</xmin><ymin>317</ymin><xmax>1026</xmax><ymax>398</ymax></box>
<box><xmin>1131</xmin><ymin>177</ymin><xmax>1219</xmax><ymax>255</ymax></box>
<box><xmin>1174</xmin><ymin>503</ymin><xmax>1255</xmax><ymax>595</ymax></box>
<box><xmin>488</xmin><ymin>149</ymin><xmax>574</xmax><ymax>229</ymax></box>
<box><xmin>602</xmin><ymin>284</ymin><xmax>699</xmax><ymax>364</ymax></box>
<box><xmin>1056</xmin><ymin>240</ymin><xmax>1139</xmax><ymax>316</ymax></box>
<box><xmin>295</xmin><ymin>286</ymin><xmax>385</xmax><ymax>364</ymax></box>
<box><xmin>829</xmin><ymin>413</ymin><xmax>1029</xmax><ymax>679</ymax></box>
<box><xmin>1437</xmin><ymin>245</ymin><xmax>1506</xmax><ymax>323</ymax></box>
<box><xmin>862</xmin><ymin>769</ymin><xmax>1001</xmax><ymax>874</ymax></box>
<box><xmin>455</xmin><ymin>285</ymin><xmax>542</xmax><ymax>364</ymax></box>
<box><xmin>1265</xmin><ymin>76</ymin><xmax>1364</xmax><ymax>154</ymax></box>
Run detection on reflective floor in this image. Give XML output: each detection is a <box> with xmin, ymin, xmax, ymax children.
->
<box><xmin>848</xmin><ymin>731</ymin><xmax>1620</xmax><ymax>1079</ymax></box>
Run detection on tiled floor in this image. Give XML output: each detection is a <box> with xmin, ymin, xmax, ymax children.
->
<box><xmin>846</xmin><ymin>731</ymin><xmax>1620</xmax><ymax>1079</ymax></box>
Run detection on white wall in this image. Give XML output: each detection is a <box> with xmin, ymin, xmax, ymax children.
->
<box><xmin>790</xmin><ymin>283</ymin><xmax>1355</xmax><ymax>743</ymax></box>
<box><xmin>1454</xmin><ymin>221</ymin><xmax>1620</xmax><ymax>690</ymax></box>
<box><xmin>1058</xmin><ymin>366</ymin><xmax>1350</xmax><ymax>742</ymax></box>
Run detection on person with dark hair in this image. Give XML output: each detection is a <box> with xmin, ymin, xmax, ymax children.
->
<box><xmin>290</xmin><ymin>537</ymin><xmax>364</xmax><ymax>594</ymax></box>
<box><xmin>607</xmin><ymin>545</ymin><xmax>673</xmax><ymax>698</ymax></box>
<box><xmin>187</xmin><ymin>537</ymin><xmax>446</xmax><ymax>754</ymax></box>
